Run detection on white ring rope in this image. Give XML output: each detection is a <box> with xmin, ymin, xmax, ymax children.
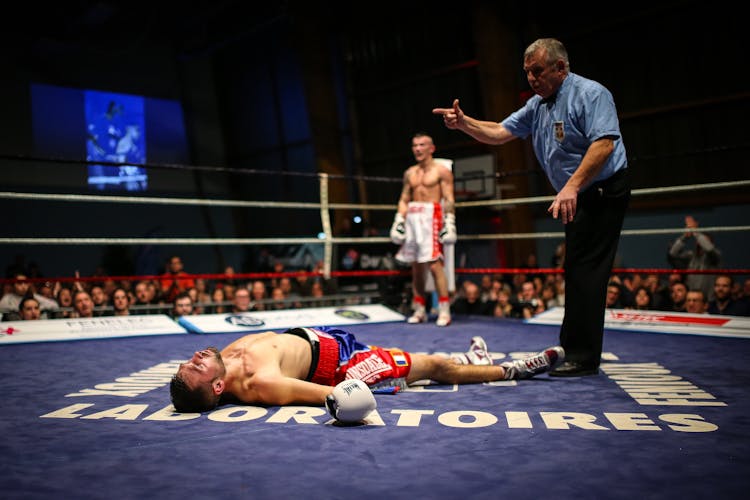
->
<box><xmin>456</xmin><ymin>179</ymin><xmax>750</xmax><ymax>208</ymax></box>
<box><xmin>0</xmin><ymin>237</ymin><xmax>325</xmax><ymax>245</ymax></box>
<box><xmin>2</xmin><ymin>176</ymin><xmax>748</xmax><ymax>282</ymax></box>
<box><xmin>0</xmin><ymin>191</ymin><xmax>393</xmax><ymax>210</ymax></box>
<box><xmin>4</xmin><ymin>226</ymin><xmax>748</xmax><ymax>246</ymax></box>
<box><xmin>4</xmin><ymin>179</ymin><xmax>748</xmax><ymax>210</ymax></box>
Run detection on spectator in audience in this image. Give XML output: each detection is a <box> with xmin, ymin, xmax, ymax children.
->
<box><xmin>18</xmin><ymin>296</ymin><xmax>41</xmax><ymax>320</ymax></box>
<box><xmin>111</xmin><ymin>287</ymin><xmax>131</xmax><ymax>316</ymax></box>
<box><xmin>540</xmin><ymin>282</ymin><xmax>560</xmax><ymax>310</ymax></box>
<box><xmin>232</xmin><ymin>288</ymin><xmax>252</xmax><ymax>313</ymax></box>
<box><xmin>222</xmin><ymin>283</ymin><xmax>237</xmax><ymax>302</ymax></box>
<box><xmin>479</xmin><ymin>274</ymin><xmax>497</xmax><ymax>302</ymax></box>
<box><xmin>309</xmin><ymin>279</ymin><xmax>332</xmax><ymax>307</ymax></box>
<box><xmin>72</xmin><ymin>290</ymin><xmax>95</xmax><ymax>318</ymax></box>
<box><xmin>708</xmin><ymin>275</ymin><xmax>749</xmax><ymax>316</ymax></box>
<box><xmin>511</xmin><ymin>273</ymin><xmax>528</xmax><ymax>298</ymax></box>
<box><xmin>667</xmin><ymin>215</ymin><xmax>721</xmax><ymax>301</ymax></box>
<box><xmin>37</xmin><ymin>281</ymin><xmax>55</xmax><ymax>301</ymax></box>
<box><xmin>270</xmin><ymin>287</ymin><xmax>286</xmax><ymax>310</ymax></box>
<box><xmin>171</xmin><ymin>292</ymin><xmax>195</xmax><ymax>319</ymax></box>
<box><xmin>553</xmin><ymin>273</ymin><xmax>566</xmax><ymax>306</ymax></box>
<box><xmin>249</xmin><ymin>280</ymin><xmax>268</xmax><ymax>311</ymax></box>
<box><xmin>90</xmin><ymin>284</ymin><xmax>109</xmax><ymax>317</ymax></box>
<box><xmin>452</xmin><ymin>281</ymin><xmax>494</xmax><ymax>316</ymax></box>
<box><xmin>134</xmin><ymin>280</ymin><xmax>158</xmax><ymax>314</ymax></box>
<box><xmin>54</xmin><ymin>285</ymin><xmax>74</xmax><ymax>318</ymax></box>
<box><xmin>493</xmin><ymin>289</ymin><xmax>514</xmax><ymax>318</ymax></box>
<box><xmin>619</xmin><ymin>273</ymin><xmax>643</xmax><ymax>308</ymax></box>
<box><xmin>669</xmin><ymin>282</ymin><xmax>688</xmax><ymax>312</ymax></box>
<box><xmin>161</xmin><ymin>255</ymin><xmax>196</xmax><ymax>304</ymax></box>
<box><xmin>484</xmin><ymin>276</ymin><xmax>504</xmax><ymax>303</ymax></box>
<box><xmin>630</xmin><ymin>286</ymin><xmax>653</xmax><ymax>311</ymax></box>
<box><xmin>511</xmin><ymin>281</ymin><xmax>546</xmax><ymax>319</ymax></box>
<box><xmin>194</xmin><ymin>279</ymin><xmax>211</xmax><ymax>310</ymax></box>
<box><xmin>657</xmin><ymin>272</ymin><xmax>683</xmax><ymax>311</ymax></box>
<box><xmin>643</xmin><ymin>273</ymin><xmax>668</xmax><ymax>310</ymax></box>
<box><xmin>0</xmin><ymin>272</ymin><xmax>59</xmax><ymax>319</ymax></box>
<box><xmin>102</xmin><ymin>278</ymin><xmax>118</xmax><ymax>301</ymax></box>
<box><xmin>279</xmin><ymin>277</ymin><xmax>302</xmax><ymax>308</ymax></box>
<box><xmin>295</xmin><ymin>274</ymin><xmax>312</xmax><ymax>297</ymax></box>
<box><xmin>605</xmin><ymin>282</ymin><xmax>625</xmax><ymax>309</ymax></box>
<box><xmin>187</xmin><ymin>287</ymin><xmax>203</xmax><ymax>314</ymax></box>
<box><xmin>685</xmin><ymin>289</ymin><xmax>708</xmax><ymax>314</ymax></box>
<box><xmin>210</xmin><ymin>287</ymin><xmax>228</xmax><ymax>314</ymax></box>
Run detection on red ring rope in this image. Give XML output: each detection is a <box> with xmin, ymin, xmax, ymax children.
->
<box><xmin>2</xmin><ymin>267</ymin><xmax>748</xmax><ymax>286</ymax></box>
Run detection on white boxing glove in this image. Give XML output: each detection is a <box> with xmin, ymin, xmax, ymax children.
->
<box><xmin>390</xmin><ymin>213</ymin><xmax>406</xmax><ymax>245</ymax></box>
<box><xmin>325</xmin><ymin>379</ymin><xmax>377</xmax><ymax>423</ymax></box>
<box><xmin>439</xmin><ymin>212</ymin><xmax>457</xmax><ymax>244</ymax></box>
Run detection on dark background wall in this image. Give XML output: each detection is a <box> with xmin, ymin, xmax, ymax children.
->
<box><xmin>1</xmin><ymin>0</ymin><xmax>747</xmax><ymax>278</ymax></box>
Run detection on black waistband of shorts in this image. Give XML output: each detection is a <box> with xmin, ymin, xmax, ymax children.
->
<box><xmin>284</xmin><ymin>328</ymin><xmax>319</xmax><ymax>382</ymax></box>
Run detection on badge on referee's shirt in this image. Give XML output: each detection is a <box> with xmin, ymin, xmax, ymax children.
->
<box><xmin>554</xmin><ymin>121</ymin><xmax>565</xmax><ymax>142</ymax></box>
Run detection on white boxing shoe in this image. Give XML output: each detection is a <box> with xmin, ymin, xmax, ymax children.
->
<box><xmin>407</xmin><ymin>308</ymin><xmax>427</xmax><ymax>324</ymax></box>
<box><xmin>452</xmin><ymin>336</ymin><xmax>493</xmax><ymax>365</ymax></box>
<box><xmin>501</xmin><ymin>346</ymin><xmax>565</xmax><ymax>380</ymax></box>
<box><xmin>435</xmin><ymin>312</ymin><xmax>451</xmax><ymax>327</ymax></box>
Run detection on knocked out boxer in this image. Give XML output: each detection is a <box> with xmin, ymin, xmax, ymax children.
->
<box><xmin>170</xmin><ymin>326</ymin><xmax>564</xmax><ymax>423</ymax></box>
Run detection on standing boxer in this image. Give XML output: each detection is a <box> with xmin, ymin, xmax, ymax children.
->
<box><xmin>170</xmin><ymin>327</ymin><xmax>564</xmax><ymax>422</ymax></box>
<box><xmin>390</xmin><ymin>133</ymin><xmax>456</xmax><ymax>327</ymax></box>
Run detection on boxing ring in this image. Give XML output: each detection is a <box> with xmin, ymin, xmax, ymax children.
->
<box><xmin>3</xmin><ymin>318</ymin><xmax>749</xmax><ymax>499</ymax></box>
<box><xmin>2</xmin><ymin>165</ymin><xmax>750</xmax><ymax>499</ymax></box>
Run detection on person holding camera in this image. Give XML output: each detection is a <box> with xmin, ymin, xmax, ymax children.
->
<box><xmin>511</xmin><ymin>281</ymin><xmax>546</xmax><ymax>319</ymax></box>
<box><xmin>667</xmin><ymin>215</ymin><xmax>721</xmax><ymax>302</ymax></box>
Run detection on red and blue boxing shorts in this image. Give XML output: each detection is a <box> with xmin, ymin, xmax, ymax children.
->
<box><xmin>284</xmin><ymin>326</ymin><xmax>412</xmax><ymax>389</ymax></box>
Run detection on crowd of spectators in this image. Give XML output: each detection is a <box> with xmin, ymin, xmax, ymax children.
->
<box><xmin>0</xmin><ymin>254</ymin><xmax>346</xmax><ymax>322</ymax></box>
<box><xmin>2</xmin><ymin>238</ymin><xmax>749</xmax><ymax>323</ymax></box>
<box><xmin>444</xmin><ymin>268</ymin><xmax>749</xmax><ymax>320</ymax></box>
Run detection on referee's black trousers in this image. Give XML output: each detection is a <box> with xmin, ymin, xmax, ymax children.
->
<box><xmin>560</xmin><ymin>168</ymin><xmax>630</xmax><ymax>367</ymax></box>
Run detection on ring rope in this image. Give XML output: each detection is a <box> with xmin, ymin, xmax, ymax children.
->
<box><xmin>456</xmin><ymin>179</ymin><xmax>750</xmax><ymax>208</ymax></box>
<box><xmin>2</xmin><ymin>178</ymin><xmax>748</xmax><ymax>280</ymax></box>
<box><xmin>0</xmin><ymin>153</ymin><xmax>405</xmax><ymax>184</ymax></box>
<box><xmin>0</xmin><ymin>190</ymin><xmax>395</xmax><ymax>211</ymax></box>
<box><xmin>4</xmin><ymin>179</ymin><xmax>748</xmax><ymax>210</ymax></box>
<box><xmin>456</xmin><ymin>267</ymin><xmax>750</xmax><ymax>276</ymax></box>
<box><xmin>2</xmin><ymin>225</ymin><xmax>748</xmax><ymax>246</ymax></box>
<box><xmin>3</xmin><ymin>267</ymin><xmax>748</xmax><ymax>288</ymax></box>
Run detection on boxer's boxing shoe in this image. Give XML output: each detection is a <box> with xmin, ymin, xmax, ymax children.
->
<box><xmin>435</xmin><ymin>312</ymin><xmax>451</xmax><ymax>327</ymax></box>
<box><xmin>452</xmin><ymin>336</ymin><xmax>493</xmax><ymax>365</ymax></box>
<box><xmin>407</xmin><ymin>308</ymin><xmax>427</xmax><ymax>324</ymax></box>
<box><xmin>501</xmin><ymin>346</ymin><xmax>565</xmax><ymax>380</ymax></box>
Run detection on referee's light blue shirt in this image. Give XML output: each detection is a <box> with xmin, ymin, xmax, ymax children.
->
<box><xmin>502</xmin><ymin>72</ymin><xmax>628</xmax><ymax>192</ymax></box>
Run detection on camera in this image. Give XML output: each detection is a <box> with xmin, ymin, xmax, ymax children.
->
<box><xmin>519</xmin><ymin>299</ymin><xmax>539</xmax><ymax>309</ymax></box>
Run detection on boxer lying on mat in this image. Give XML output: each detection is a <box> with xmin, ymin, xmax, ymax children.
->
<box><xmin>170</xmin><ymin>326</ymin><xmax>564</xmax><ymax>423</ymax></box>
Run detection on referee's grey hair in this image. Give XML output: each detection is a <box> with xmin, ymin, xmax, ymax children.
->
<box><xmin>525</xmin><ymin>38</ymin><xmax>570</xmax><ymax>72</ymax></box>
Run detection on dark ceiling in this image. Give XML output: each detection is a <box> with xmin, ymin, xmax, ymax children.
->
<box><xmin>6</xmin><ymin>1</ymin><xmax>294</xmax><ymax>59</ymax></box>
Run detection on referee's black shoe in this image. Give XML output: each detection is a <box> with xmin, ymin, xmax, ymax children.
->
<box><xmin>549</xmin><ymin>361</ymin><xmax>599</xmax><ymax>377</ymax></box>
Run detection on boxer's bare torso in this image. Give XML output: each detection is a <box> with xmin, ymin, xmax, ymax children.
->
<box><xmin>404</xmin><ymin>161</ymin><xmax>451</xmax><ymax>203</ymax></box>
<box><xmin>218</xmin><ymin>331</ymin><xmax>330</xmax><ymax>406</ymax></box>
